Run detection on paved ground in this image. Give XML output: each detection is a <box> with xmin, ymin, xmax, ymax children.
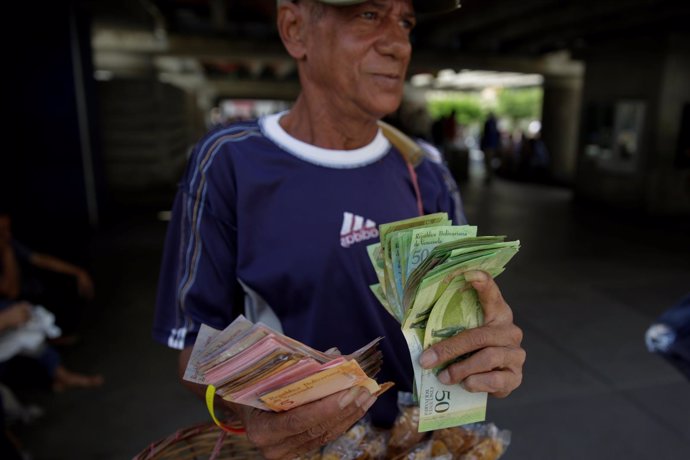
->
<box><xmin>14</xmin><ymin>173</ymin><xmax>690</xmax><ymax>459</ymax></box>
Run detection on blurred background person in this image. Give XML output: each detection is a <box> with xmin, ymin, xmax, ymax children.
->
<box><xmin>480</xmin><ymin>112</ymin><xmax>500</xmax><ymax>183</ymax></box>
<box><xmin>0</xmin><ymin>211</ymin><xmax>95</xmax><ymax>343</ymax></box>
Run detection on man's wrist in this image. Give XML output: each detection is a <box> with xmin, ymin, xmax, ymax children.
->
<box><xmin>216</xmin><ymin>397</ymin><xmax>247</xmax><ymax>425</ymax></box>
<box><xmin>207</xmin><ymin>387</ymin><xmax>248</xmax><ymax>434</ymax></box>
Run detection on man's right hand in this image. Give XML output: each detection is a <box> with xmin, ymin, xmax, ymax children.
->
<box><xmin>178</xmin><ymin>347</ymin><xmax>377</xmax><ymax>459</ymax></box>
<box><xmin>233</xmin><ymin>386</ymin><xmax>376</xmax><ymax>459</ymax></box>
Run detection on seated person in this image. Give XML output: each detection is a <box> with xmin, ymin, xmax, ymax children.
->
<box><xmin>0</xmin><ymin>301</ymin><xmax>103</xmax><ymax>392</ymax></box>
<box><xmin>0</xmin><ymin>212</ymin><xmax>94</xmax><ymax>339</ymax></box>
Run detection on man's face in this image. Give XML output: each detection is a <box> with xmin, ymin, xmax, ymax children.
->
<box><xmin>301</xmin><ymin>0</ymin><xmax>415</xmax><ymax>120</ymax></box>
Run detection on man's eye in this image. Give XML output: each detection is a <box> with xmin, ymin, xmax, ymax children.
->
<box><xmin>401</xmin><ymin>19</ymin><xmax>416</xmax><ymax>30</ymax></box>
<box><xmin>361</xmin><ymin>11</ymin><xmax>378</xmax><ymax>20</ymax></box>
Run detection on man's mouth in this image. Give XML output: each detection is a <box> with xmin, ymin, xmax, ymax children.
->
<box><xmin>372</xmin><ymin>73</ymin><xmax>400</xmax><ymax>80</ymax></box>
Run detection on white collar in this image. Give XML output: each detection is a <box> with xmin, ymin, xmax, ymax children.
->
<box><xmin>259</xmin><ymin>111</ymin><xmax>390</xmax><ymax>169</ymax></box>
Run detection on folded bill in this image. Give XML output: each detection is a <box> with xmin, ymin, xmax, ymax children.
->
<box><xmin>184</xmin><ymin>316</ymin><xmax>392</xmax><ymax>412</ymax></box>
<box><xmin>260</xmin><ymin>359</ymin><xmax>380</xmax><ymax>411</ymax></box>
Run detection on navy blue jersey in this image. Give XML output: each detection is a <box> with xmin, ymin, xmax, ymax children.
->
<box><xmin>153</xmin><ymin>112</ymin><xmax>464</xmax><ymax>426</ymax></box>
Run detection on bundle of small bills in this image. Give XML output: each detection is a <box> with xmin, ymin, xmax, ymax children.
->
<box><xmin>367</xmin><ymin>213</ymin><xmax>520</xmax><ymax>432</ymax></box>
<box><xmin>184</xmin><ymin>315</ymin><xmax>392</xmax><ymax>412</ymax></box>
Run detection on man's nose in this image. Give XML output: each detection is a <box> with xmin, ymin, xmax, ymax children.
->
<box><xmin>375</xmin><ymin>19</ymin><xmax>412</xmax><ymax>61</ymax></box>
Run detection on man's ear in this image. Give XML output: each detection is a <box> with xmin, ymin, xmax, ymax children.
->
<box><xmin>277</xmin><ymin>1</ymin><xmax>308</xmax><ymax>60</ymax></box>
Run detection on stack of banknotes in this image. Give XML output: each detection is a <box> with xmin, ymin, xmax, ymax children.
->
<box><xmin>367</xmin><ymin>213</ymin><xmax>520</xmax><ymax>432</ymax></box>
<box><xmin>184</xmin><ymin>315</ymin><xmax>392</xmax><ymax>412</ymax></box>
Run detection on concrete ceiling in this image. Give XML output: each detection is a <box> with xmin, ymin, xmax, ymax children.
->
<box><xmin>415</xmin><ymin>0</ymin><xmax>690</xmax><ymax>56</ymax></box>
<box><xmin>85</xmin><ymin>0</ymin><xmax>689</xmax><ymax>92</ymax></box>
<box><xmin>84</xmin><ymin>0</ymin><xmax>690</xmax><ymax>56</ymax></box>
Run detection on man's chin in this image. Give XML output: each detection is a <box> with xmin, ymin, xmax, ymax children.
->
<box><xmin>369</xmin><ymin>97</ymin><xmax>404</xmax><ymax>120</ymax></box>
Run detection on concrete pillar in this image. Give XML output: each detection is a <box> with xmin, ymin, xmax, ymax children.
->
<box><xmin>645</xmin><ymin>40</ymin><xmax>690</xmax><ymax>214</ymax></box>
<box><xmin>540</xmin><ymin>74</ymin><xmax>583</xmax><ymax>184</ymax></box>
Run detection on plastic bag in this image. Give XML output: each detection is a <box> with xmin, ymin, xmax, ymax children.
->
<box><xmin>427</xmin><ymin>423</ymin><xmax>510</xmax><ymax>460</ymax></box>
<box><xmin>430</xmin><ymin>427</ymin><xmax>477</xmax><ymax>458</ymax></box>
<box><xmin>457</xmin><ymin>423</ymin><xmax>510</xmax><ymax>460</ymax></box>
<box><xmin>399</xmin><ymin>439</ymin><xmax>433</xmax><ymax>460</ymax></box>
<box><xmin>298</xmin><ymin>392</ymin><xmax>511</xmax><ymax>459</ymax></box>
<box><xmin>322</xmin><ymin>418</ymin><xmax>372</xmax><ymax>460</ymax></box>
<box><xmin>354</xmin><ymin>428</ymin><xmax>389</xmax><ymax>460</ymax></box>
<box><xmin>387</xmin><ymin>392</ymin><xmax>426</xmax><ymax>457</ymax></box>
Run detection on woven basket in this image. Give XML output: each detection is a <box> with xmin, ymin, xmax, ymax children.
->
<box><xmin>133</xmin><ymin>422</ymin><xmax>261</xmax><ymax>460</ymax></box>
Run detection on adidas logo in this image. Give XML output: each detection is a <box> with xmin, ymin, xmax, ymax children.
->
<box><xmin>340</xmin><ymin>212</ymin><xmax>379</xmax><ymax>248</ymax></box>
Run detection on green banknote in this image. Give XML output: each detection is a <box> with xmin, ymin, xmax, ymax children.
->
<box><xmin>366</xmin><ymin>213</ymin><xmax>520</xmax><ymax>432</ymax></box>
<box><xmin>391</xmin><ymin>234</ymin><xmax>405</xmax><ymax>311</ymax></box>
<box><xmin>402</xmin><ymin>236</ymin><xmax>505</xmax><ymax>315</ymax></box>
<box><xmin>378</xmin><ymin>213</ymin><xmax>449</xmax><ymax>320</ymax></box>
<box><xmin>418</xmin><ymin>369</ymin><xmax>488</xmax><ymax>432</ymax></box>
<box><xmin>402</xmin><ymin>239</ymin><xmax>513</xmax><ymax>325</ymax></box>
<box><xmin>406</xmin><ymin>225</ymin><xmax>477</xmax><ymax>279</ymax></box>
<box><xmin>369</xmin><ymin>284</ymin><xmax>396</xmax><ymax>320</ymax></box>
<box><xmin>366</xmin><ymin>243</ymin><xmax>385</xmax><ymax>287</ymax></box>
<box><xmin>424</xmin><ymin>277</ymin><xmax>482</xmax><ymax>351</ymax></box>
<box><xmin>415</xmin><ymin>244</ymin><xmax>519</xmax><ymax>431</ymax></box>
<box><xmin>408</xmin><ymin>243</ymin><xmax>519</xmax><ymax>324</ymax></box>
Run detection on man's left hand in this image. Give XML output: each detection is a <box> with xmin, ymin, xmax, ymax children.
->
<box><xmin>419</xmin><ymin>270</ymin><xmax>525</xmax><ymax>398</ymax></box>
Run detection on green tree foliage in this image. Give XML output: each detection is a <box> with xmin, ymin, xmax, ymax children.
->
<box><xmin>497</xmin><ymin>87</ymin><xmax>543</xmax><ymax>121</ymax></box>
<box><xmin>427</xmin><ymin>94</ymin><xmax>485</xmax><ymax>125</ymax></box>
<box><xmin>426</xmin><ymin>87</ymin><xmax>543</xmax><ymax>125</ymax></box>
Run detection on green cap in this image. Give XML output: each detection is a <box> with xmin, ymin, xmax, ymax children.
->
<box><xmin>280</xmin><ymin>0</ymin><xmax>460</xmax><ymax>15</ymax></box>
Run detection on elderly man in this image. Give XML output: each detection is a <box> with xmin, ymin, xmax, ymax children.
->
<box><xmin>153</xmin><ymin>0</ymin><xmax>525</xmax><ymax>458</ymax></box>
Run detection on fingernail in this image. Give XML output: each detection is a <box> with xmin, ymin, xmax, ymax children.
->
<box><xmin>464</xmin><ymin>270</ymin><xmax>487</xmax><ymax>283</ymax></box>
<box><xmin>362</xmin><ymin>396</ymin><xmax>377</xmax><ymax>411</ymax></box>
<box><xmin>438</xmin><ymin>370</ymin><xmax>451</xmax><ymax>385</ymax></box>
<box><xmin>338</xmin><ymin>387</ymin><xmax>360</xmax><ymax>409</ymax></box>
<box><xmin>419</xmin><ymin>349</ymin><xmax>438</xmax><ymax>368</ymax></box>
<box><xmin>356</xmin><ymin>388</ymin><xmax>372</xmax><ymax>408</ymax></box>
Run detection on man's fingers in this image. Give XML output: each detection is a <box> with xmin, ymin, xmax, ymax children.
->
<box><xmin>287</xmin><ymin>398</ymin><xmax>374</xmax><ymax>455</ymax></box>
<box><xmin>462</xmin><ymin>368</ymin><xmax>523</xmax><ymax>397</ymax></box>
<box><xmin>247</xmin><ymin>387</ymin><xmax>373</xmax><ymax>449</ymax></box>
<box><xmin>464</xmin><ymin>270</ymin><xmax>512</xmax><ymax>324</ymax></box>
<box><xmin>437</xmin><ymin>347</ymin><xmax>506</xmax><ymax>385</ymax></box>
<box><xmin>414</xmin><ymin>272</ymin><xmax>525</xmax><ymax>396</ymax></box>
<box><xmin>260</xmin><ymin>392</ymin><xmax>376</xmax><ymax>459</ymax></box>
<box><xmin>437</xmin><ymin>346</ymin><xmax>526</xmax><ymax>385</ymax></box>
<box><xmin>275</xmin><ymin>387</ymin><xmax>362</xmax><ymax>435</ymax></box>
<box><xmin>421</xmin><ymin>323</ymin><xmax>523</xmax><ymax>369</ymax></box>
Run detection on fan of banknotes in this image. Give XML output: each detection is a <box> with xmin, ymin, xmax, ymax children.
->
<box><xmin>366</xmin><ymin>212</ymin><xmax>520</xmax><ymax>432</ymax></box>
<box><xmin>184</xmin><ymin>315</ymin><xmax>392</xmax><ymax>412</ymax></box>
